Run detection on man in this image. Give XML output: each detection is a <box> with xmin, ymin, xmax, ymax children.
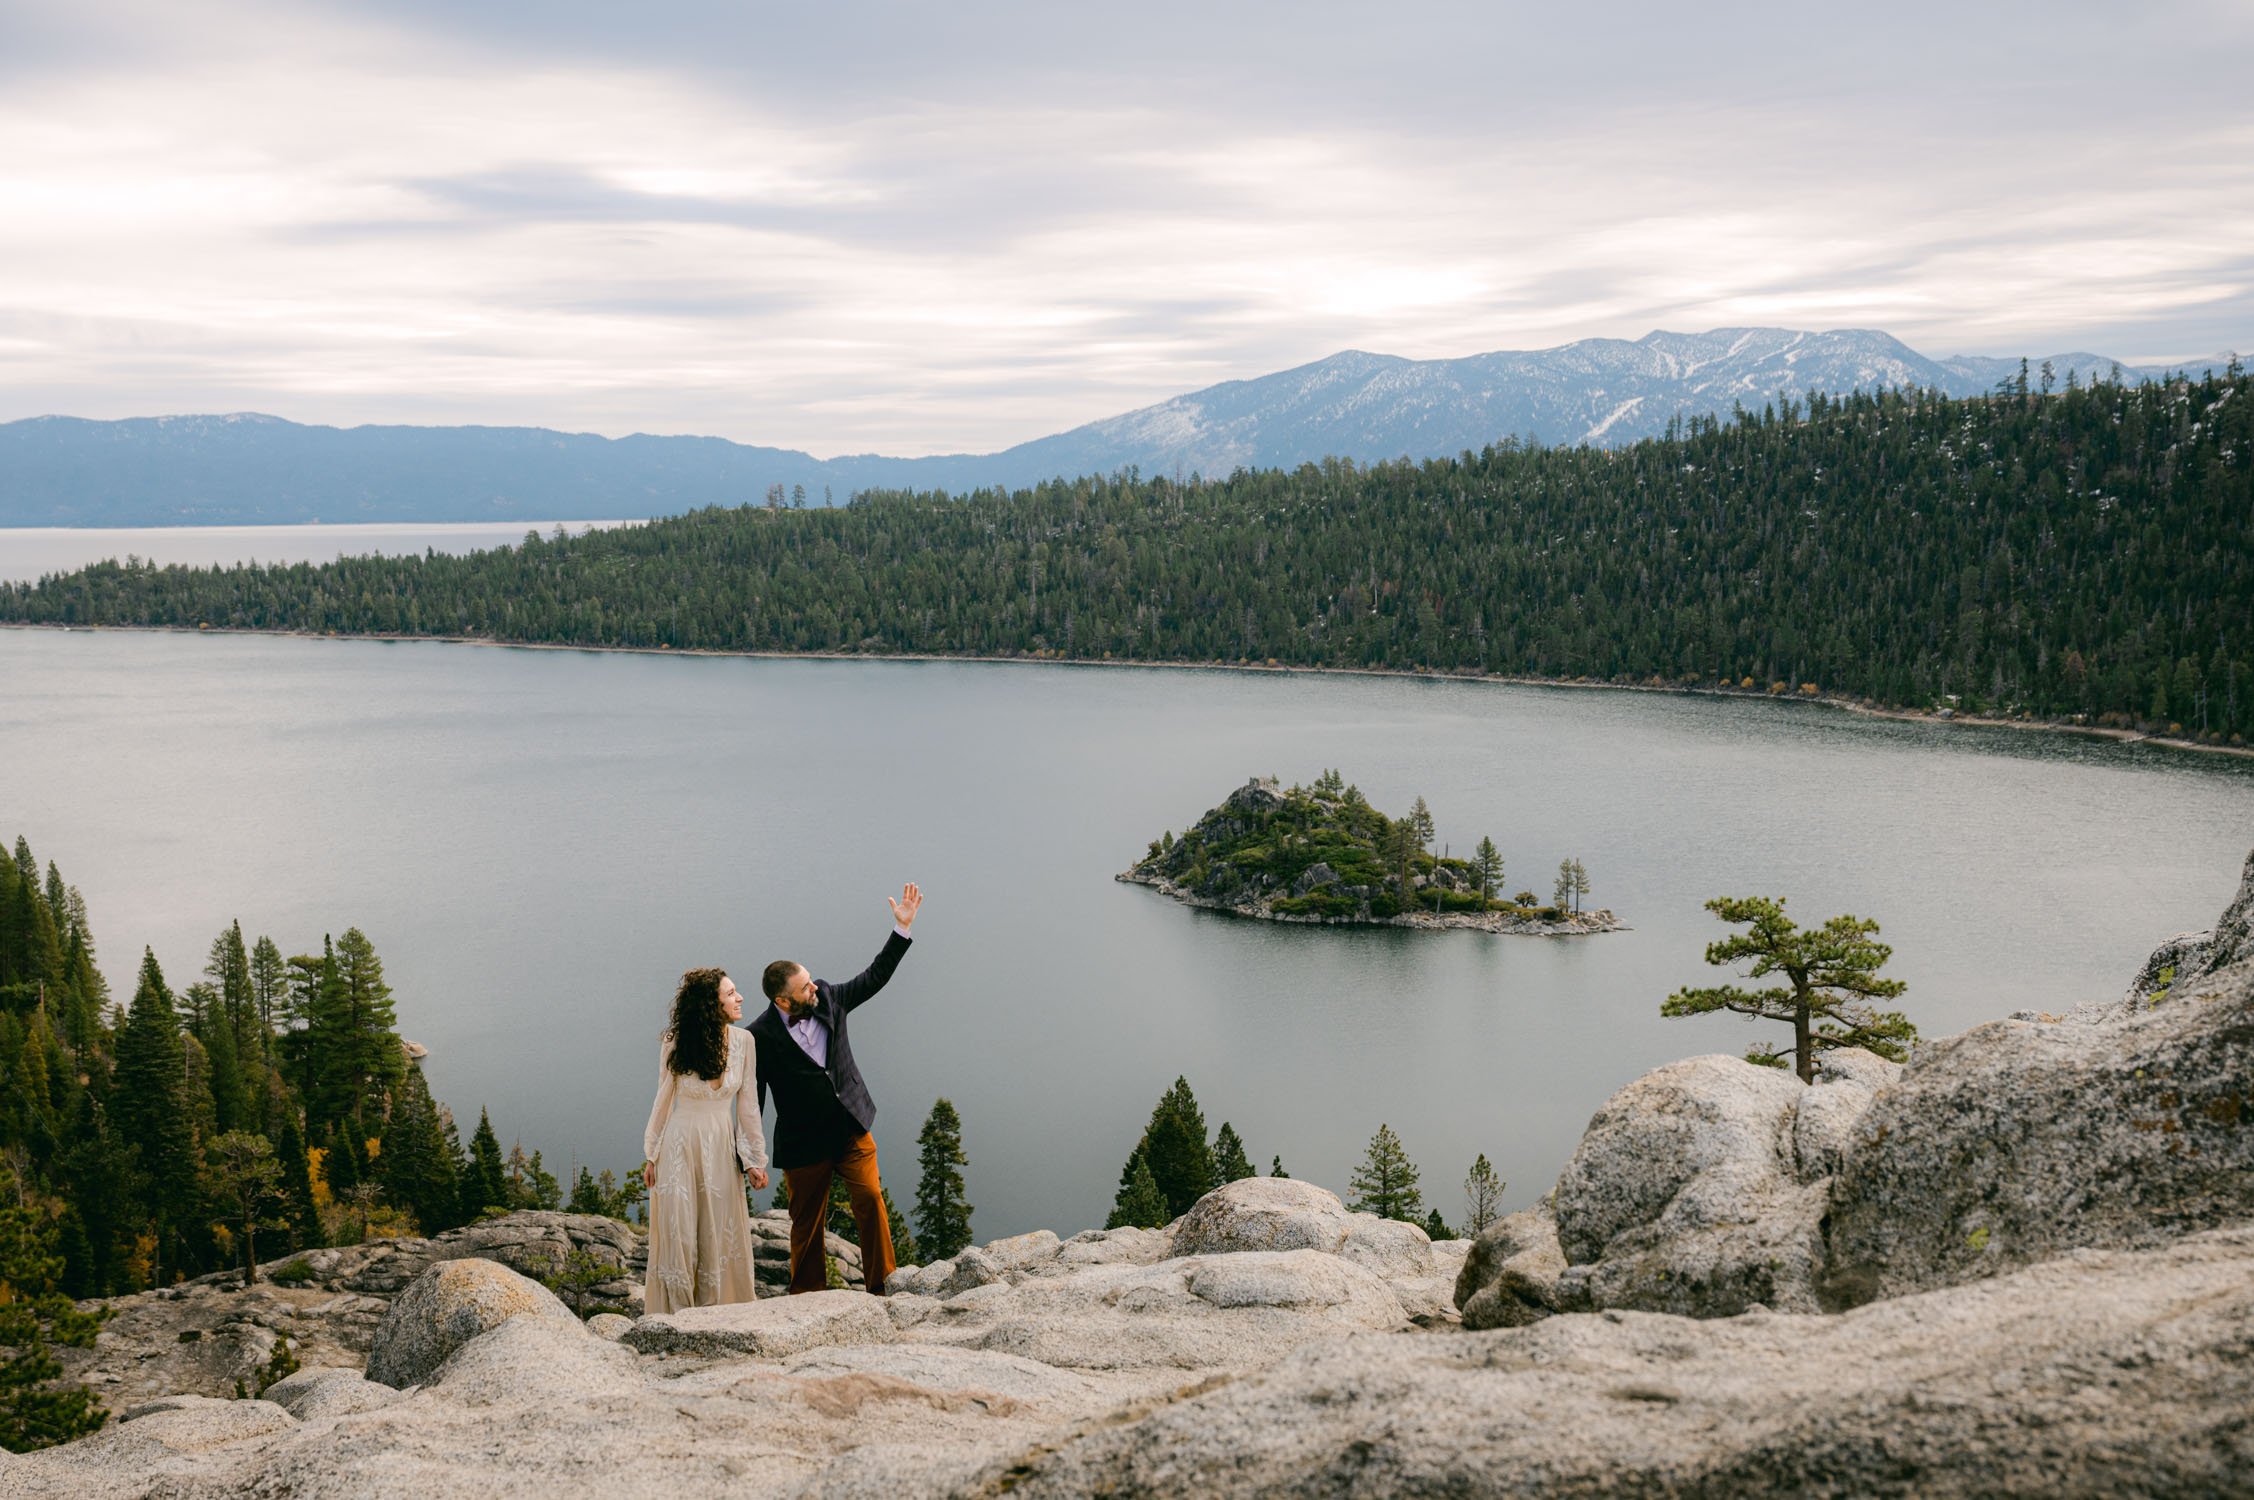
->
<box><xmin>750</xmin><ymin>881</ymin><xmax>921</xmax><ymax>1295</ymax></box>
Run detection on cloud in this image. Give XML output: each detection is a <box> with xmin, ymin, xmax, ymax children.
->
<box><xmin>0</xmin><ymin>0</ymin><xmax>2247</xmax><ymax>452</ymax></box>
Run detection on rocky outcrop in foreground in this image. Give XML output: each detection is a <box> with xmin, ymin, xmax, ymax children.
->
<box><xmin>1450</xmin><ymin>849</ymin><xmax>2254</xmax><ymax>1327</ymax></box>
<box><xmin>9</xmin><ymin>853</ymin><xmax>2252</xmax><ymax>1497</ymax></box>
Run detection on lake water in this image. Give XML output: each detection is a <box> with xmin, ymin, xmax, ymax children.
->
<box><xmin>0</xmin><ymin>521</ymin><xmax>636</xmax><ymax>584</ymax></box>
<box><xmin>6</xmin><ymin>627</ymin><xmax>2252</xmax><ymax>1241</ymax></box>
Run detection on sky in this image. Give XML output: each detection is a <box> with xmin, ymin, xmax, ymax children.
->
<box><xmin>1</xmin><ymin>0</ymin><xmax>2249</xmax><ymax>455</ymax></box>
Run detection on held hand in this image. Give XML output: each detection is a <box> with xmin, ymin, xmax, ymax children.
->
<box><xmin>747</xmin><ymin>1166</ymin><xmax>769</xmax><ymax>1191</ymax></box>
<box><xmin>642</xmin><ymin>1160</ymin><xmax>656</xmax><ymax>1189</ymax></box>
<box><xmin>888</xmin><ymin>881</ymin><xmax>923</xmax><ymax>932</ymax></box>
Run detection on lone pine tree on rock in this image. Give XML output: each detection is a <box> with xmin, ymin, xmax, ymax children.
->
<box><xmin>1664</xmin><ymin>895</ymin><xmax>1916</xmax><ymax>1081</ymax></box>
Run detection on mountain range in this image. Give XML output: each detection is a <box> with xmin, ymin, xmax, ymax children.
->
<box><xmin>0</xmin><ymin>327</ymin><xmax>2207</xmax><ymax>527</ymax></box>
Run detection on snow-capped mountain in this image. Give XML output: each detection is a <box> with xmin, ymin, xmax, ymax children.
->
<box><xmin>0</xmin><ymin>330</ymin><xmax>2205</xmax><ymax>526</ymax></box>
<box><xmin>989</xmin><ymin>329</ymin><xmax>2177</xmax><ymax>483</ymax></box>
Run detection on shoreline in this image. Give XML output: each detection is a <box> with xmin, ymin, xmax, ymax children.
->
<box><xmin>1117</xmin><ymin>870</ymin><xmax>1626</xmax><ymax>936</ymax></box>
<box><xmin>7</xmin><ymin>619</ymin><xmax>2251</xmax><ymax>764</ymax></box>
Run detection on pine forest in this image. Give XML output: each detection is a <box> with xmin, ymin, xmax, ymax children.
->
<box><xmin>5</xmin><ymin>370</ymin><xmax>2249</xmax><ymax>743</ymax></box>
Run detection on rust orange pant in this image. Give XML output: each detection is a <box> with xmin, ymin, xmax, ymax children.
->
<box><xmin>784</xmin><ymin>1131</ymin><xmax>895</xmax><ymax>1294</ymax></box>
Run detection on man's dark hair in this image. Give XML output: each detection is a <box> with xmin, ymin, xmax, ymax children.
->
<box><xmin>761</xmin><ymin>959</ymin><xmax>803</xmax><ymax>1002</ymax></box>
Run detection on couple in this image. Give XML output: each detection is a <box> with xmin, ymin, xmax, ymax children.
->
<box><xmin>640</xmin><ymin>882</ymin><xmax>923</xmax><ymax>1314</ymax></box>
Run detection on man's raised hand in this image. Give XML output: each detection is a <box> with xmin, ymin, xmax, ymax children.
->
<box><xmin>889</xmin><ymin>881</ymin><xmax>923</xmax><ymax>932</ymax></box>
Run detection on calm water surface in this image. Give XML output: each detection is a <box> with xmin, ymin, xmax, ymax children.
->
<box><xmin>0</xmin><ymin>521</ymin><xmax>636</xmax><ymax>584</ymax></box>
<box><xmin>6</xmin><ymin>628</ymin><xmax>2252</xmax><ymax>1239</ymax></box>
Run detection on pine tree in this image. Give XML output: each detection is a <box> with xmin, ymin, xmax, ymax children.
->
<box><xmin>1463</xmin><ymin>1154</ymin><xmax>1504</xmax><ymax>1235</ymax></box>
<box><xmin>1409</xmin><ymin>796</ymin><xmax>1436</xmax><ymax>852</ymax></box>
<box><xmin>1474</xmin><ymin>836</ymin><xmax>1503</xmax><ymax>905</ymax></box>
<box><xmin>464</xmin><ymin>1109</ymin><xmax>508</xmax><ymax>1218</ymax></box>
<box><xmin>1421</xmin><ymin>1207</ymin><xmax>1455</xmax><ymax>1241</ymax></box>
<box><xmin>1106</xmin><ymin>1150</ymin><xmax>1169</xmax><ymax>1230</ymax></box>
<box><xmin>1270</xmin><ymin>1155</ymin><xmax>1289</xmax><ymax>1179</ymax></box>
<box><xmin>322</xmin><ymin>1119</ymin><xmax>360</xmax><ymax>1196</ymax></box>
<box><xmin>207</xmin><ymin>921</ymin><xmax>260</xmax><ymax>1068</ymax></box>
<box><xmin>1347</xmin><ymin>1123</ymin><xmax>1424</xmax><ymax>1222</ymax></box>
<box><xmin>822</xmin><ymin>1174</ymin><xmax>858</xmax><ymax>1242</ymax></box>
<box><xmin>913</xmin><ymin>1098</ymin><xmax>974</xmax><ymax>1260</ymax></box>
<box><xmin>1212</xmin><ymin>1122</ymin><xmax>1254</xmax><ymax>1183</ymax></box>
<box><xmin>192</xmin><ymin>978</ymin><xmax>248</xmax><ymax>1134</ymax></box>
<box><xmin>880</xmin><ymin>1185</ymin><xmax>918</xmax><ymax>1267</ymax></box>
<box><xmin>202</xmin><ymin>1131</ymin><xmax>283</xmax><ymax>1286</ymax></box>
<box><xmin>57</xmin><ymin>1095</ymin><xmax>134</xmax><ymax>1296</ymax></box>
<box><xmin>0</xmin><ymin>1171</ymin><xmax>108</xmax><ymax>1451</ymax></box>
<box><xmin>277</xmin><ymin>951</ymin><xmax>331</xmax><ymax>1119</ymax></box>
<box><xmin>504</xmin><ymin>1143</ymin><xmax>561</xmax><ymax>1210</ymax></box>
<box><xmin>328</xmin><ymin>929</ymin><xmax>405</xmax><ymax>1120</ymax></box>
<box><xmin>378</xmin><ymin>1065</ymin><xmax>460</xmax><ymax>1235</ymax></box>
<box><xmin>1663</xmin><ymin>895</ymin><xmax>1915</xmax><ymax>1081</ymax></box>
<box><xmin>1382</xmin><ymin>817</ymin><xmax>1417</xmax><ymax>905</ymax></box>
<box><xmin>1140</xmin><ymin>1076</ymin><xmax>1215</xmax><ymax>1219</ymax></box>
<box><xmin>111</xmin><ymin>949</ymin><xmax>194</xmax><ymax>1278</ymax></box>
<box><xmin>248</xmin><ymin>936</ymin><xmax>286</xmax><ymax>1039</ymax></box>
<box><xmin>568</xmin><ymin>1166</ymin><xmax>605</xmax><ymax>1215</ymax></box>
<box><xmin>276</xmin><ymin>1116</ymin><xmax>321</xmax><ymax>1250</ymax></box>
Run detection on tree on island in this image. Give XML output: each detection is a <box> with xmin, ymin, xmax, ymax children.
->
<box><xmin>915</xmin><ymin>1097</ymin><xmax>975</xmax><ymax>1260</ymax></box>
<box><xmin>1106</xmin><ymin>1150</ymin><xmax>1170</xmax><ymax>1229</ymax></box>
<box><xmin>1347</xmin><ymin>1123</ymin><xmax>1424</xmax><ymax>1222</ymax></box>
<box><xmin>1553</xmin><ymin>858</ymin><xmax>1591</xmax><ymax>916</ymax></box>
<box><xmin>1473</xmin><ymin>838</ymin><xmax>1503</xmax><ymax>906</ymax></box>
<box><xmin>1409</xmin><ymin>797</ymin><xmax>1437</xmax><ymax>853</ymax></box>
<box><xmin>1213</xmin><ymin>1122</ymin><xmax>1255</xmax><ymax>1183</ymax></box>
<box><xmin>1464</xmin><ymin>1154</ymin><xmax>1504</xmax><ymax>1234</ymax></box>
<box><xmin>1663</xmin><ymin>895</ymin><xmax>1916</xmax><ymax>1082</ymax></box>
<box><xmin>1381</xmin><ymin>818</ymin><xmax>1418</xmax><ymax>907</ymax></box>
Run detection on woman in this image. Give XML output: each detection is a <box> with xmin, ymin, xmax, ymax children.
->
<box><xmin>642</xmin><ymin>967</ymin><xmax>769</xmax><ymax>1314</ymax></box>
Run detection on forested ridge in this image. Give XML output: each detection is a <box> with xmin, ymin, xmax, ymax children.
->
<box><xmin>0</xmin><ymin>834</ymin><xmax>630</xmax><ymax>1446</ymax></box>
<box><xmin>8</xmin><ymin>370</ymin><xmax>2250</xmax><ymax>739</ymax></box>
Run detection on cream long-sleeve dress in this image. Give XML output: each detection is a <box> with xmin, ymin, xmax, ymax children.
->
<box><xmin>642</xmin><ymin>1027</ymin><xmax>767</xmax><ymax>1314</ymax></box>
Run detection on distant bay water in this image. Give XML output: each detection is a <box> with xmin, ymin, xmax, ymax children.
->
<box><xmin>6</xmin><ymin>628</ymin><xmax>2252</xmax><ymax>1240</ymax></box>
<box><xmin>0</xmin><ymin>521</ymin><xmax>637</xmax><ymax>584</ymax></box>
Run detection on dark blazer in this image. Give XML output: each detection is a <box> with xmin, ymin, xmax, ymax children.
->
<box><xmin>749</xmin><ymin>930</ymin><xmax>912</xmax><ymax>1170</ymax></box>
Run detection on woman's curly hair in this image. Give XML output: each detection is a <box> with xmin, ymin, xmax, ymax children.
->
<box><xmin>667</xmin><ymin>967</ymin><xmax>729</xmax><ymax>1081</ymax></box>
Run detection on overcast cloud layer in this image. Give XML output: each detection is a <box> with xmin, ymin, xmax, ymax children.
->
<box><xmin>2</xmin><ymin>0</ymin><xmax>2249</xmax><ymax>454</ymax></box>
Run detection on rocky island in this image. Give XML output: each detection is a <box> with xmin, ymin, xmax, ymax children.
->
<box><xmin>7</xmin><ymin>849</ymin><xmax>2249</xmax><ymax>1495</ymax></box>
<box><xmin>1119</xmin><ymin>773</ymin><xmax>1622</xmax><ymax>934</ymax></box>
